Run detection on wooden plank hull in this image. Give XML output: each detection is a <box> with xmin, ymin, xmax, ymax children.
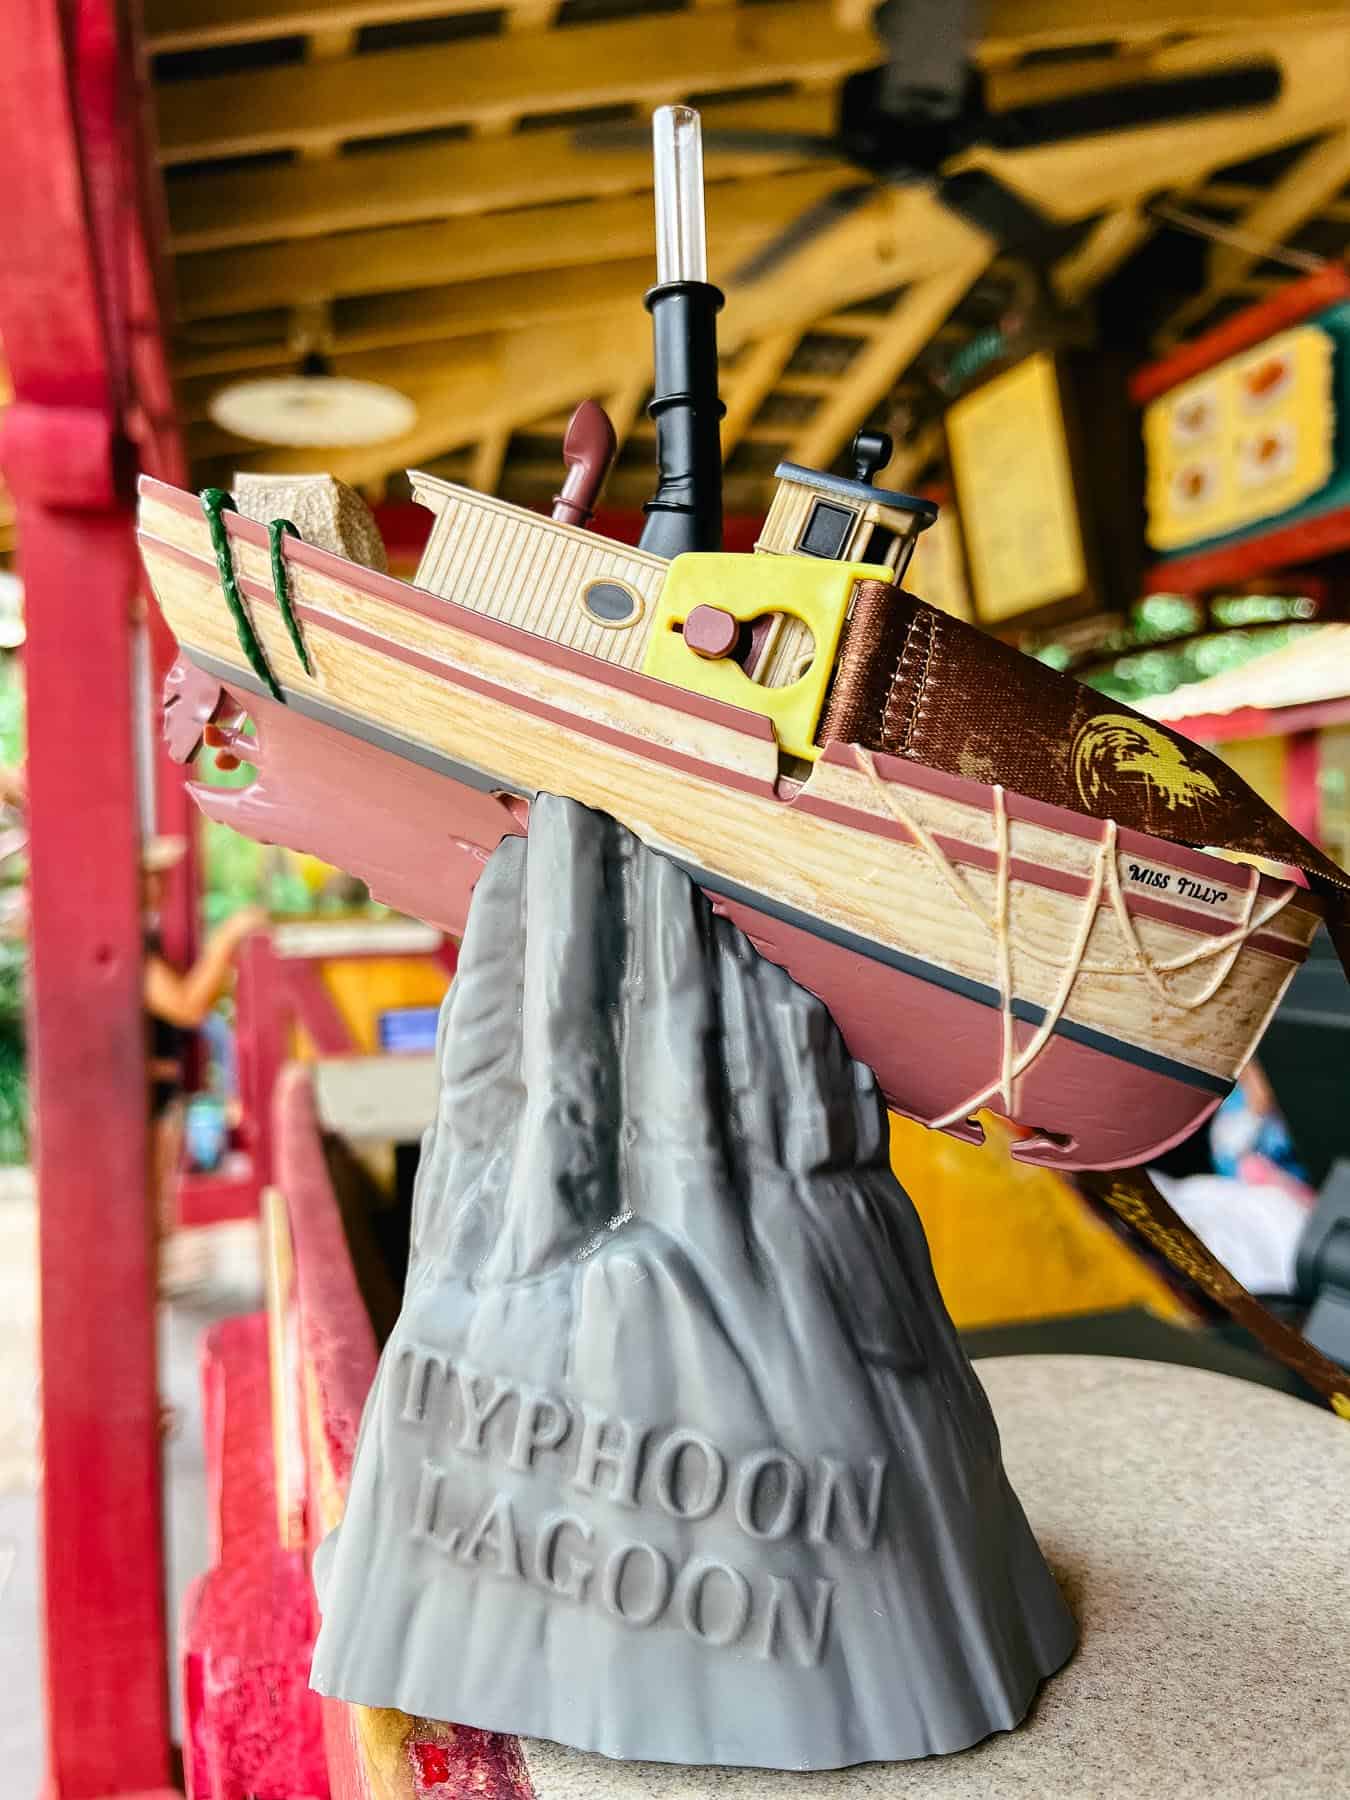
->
<box><xmin>139</xmin><ymin>478</ymin><xmax>1323</xmax><ymax>1170</ymax></box>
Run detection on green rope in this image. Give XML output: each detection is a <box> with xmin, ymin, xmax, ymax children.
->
<box><xmin>200</xmin><ymin>488</ymin><xmax>284</xmax><ymax>704</ymax></box>
<box><xmin>268</xmin><ymin>518</ymin><xmax>313</xmax><ymax>676</ymax></box>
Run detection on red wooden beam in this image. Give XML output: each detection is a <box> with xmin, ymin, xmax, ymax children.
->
<box><xmin>0</xmin><ymin>2</ymin><xmax>182</xmax><ymax>1791</ymax></box>
<box><xmin>1142</xmin><ymin>505</ymin><xmax>1350</xmax><ymax>597</ymax></box>
<box><xmin>126</xmin><ymin>11</ymin><xmax>197</xmax><ymax>977</ymax></box>
<box><xmin>275</xmin><ymin>1066</ymin><xmax>379</xmax><ymax>1528</ymax></box>
<box><xmin>8</xmin><ymin>492</ymin><xmax>173</xmax><ymax>1799</ymax></box>
<box><xmin>180</xmin><ymin>1314</ymin><xmax>326</xmax><ymax>1800</ymax></box>
<box><xmin>284</xmin><ymin>960</ymin><xmax>359</xmax><ymax>1056</ymax></box>
<box><xmin>1164</xmin><ymin>694</ymin><xmax>1350</xmax><ymax>744</ymax></box>
<box><xmin>1285</xmin><ymin>729</ymin><xmax>1322</xmax><ymax>846</ymax></box>
<box><xmin>276</xmin><ymin>1066</ymin><xmax>534</xmax><ymax>1799</ymax></box>
<box><xmin>234</xmin><ymin>932</ymin><xmax>287</xmax><ymax>1203</ymax></box>
<box><xmin>1130</xmin><ymin>265</ymin><xmax>1350</xmax><ymax>406</ymax></box>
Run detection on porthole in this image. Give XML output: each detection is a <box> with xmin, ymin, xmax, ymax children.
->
<box><xmin>581</xmin><ymin>579</ymin><xmax>643</xmax><ymax>628</ymax></box>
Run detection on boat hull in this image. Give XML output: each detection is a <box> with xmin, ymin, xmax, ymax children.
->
<box><xmin>139</xmin><ymin>477</ymin><xmax>1322</xmax><ymax>1171</ymax></box>
<box><xmin>176</xmin><ymin>656</ymin><xmax>1243</xmax><ymax>1170</ymax></box>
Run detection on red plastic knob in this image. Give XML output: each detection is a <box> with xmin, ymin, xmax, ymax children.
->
<box><xmin>683</xmin><ymin>604</ymin><xmax>740</xmax><ymax>660</ymax></box>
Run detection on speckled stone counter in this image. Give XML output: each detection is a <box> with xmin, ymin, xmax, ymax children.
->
<box><xmin>522</xmin><ymin>1355</ymin><xmax>1350</xmax><ymax>1799</ymax></box>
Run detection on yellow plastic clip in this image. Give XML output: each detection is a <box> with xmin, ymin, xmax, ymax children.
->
<box><xmin>640</xmin><ymin>553</ymin><xmax>893</xmax><ymax>761</ymax></box>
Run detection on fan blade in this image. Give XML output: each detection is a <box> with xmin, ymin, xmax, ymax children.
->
<box><xmin>573</xmin><ymin>121</ymin><xmax>841</xmax><ymax>159</ymax></box>
<box><xmin>729</xmin><ymin>183</ymin><xmax>881</xmax><ymax>286</ymax></box>
<box><xmin>936</xmin><ymin>170</ymin><xmax>1093</xmax><ymax>264</ymax></box>
<box><xmin>986</xmin><ymin>62</ymin><xmax>1282</xmax><ymax>150</ymax></box>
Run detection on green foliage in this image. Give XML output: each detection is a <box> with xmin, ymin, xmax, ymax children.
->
<box><xmin>1082</xmin><ymin>624</ymin><xmax>1316</xmax><ymax>705</ymax></box>
<box><xmin>0</xmin><ymin>940</ymin><xmax>26</xmax><ymax>1164</ymax></box>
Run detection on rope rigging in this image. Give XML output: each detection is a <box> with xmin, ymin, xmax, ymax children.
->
<box><xmin>854</xmin><ymin>747</ymin><xmax>1298</xmax><ymax>1126</ymax></box>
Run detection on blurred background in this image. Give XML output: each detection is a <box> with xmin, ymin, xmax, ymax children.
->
<box><xmin>2</xmin><ymin>2</ymin><xmax>1349</xmax><ymax>1796</ymax></box>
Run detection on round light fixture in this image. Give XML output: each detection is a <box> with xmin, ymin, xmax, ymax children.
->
<box><xmin>208</xmin><ymin>353</ymin><xmax>417</xmax><ymax>448</ymax></box>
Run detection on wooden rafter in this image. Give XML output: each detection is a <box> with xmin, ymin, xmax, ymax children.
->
<box><xmin>786</xmin><ymin>253</ymin><xmax>992</xmax><ymax>470</ymax></box>
<box><xmin>143</xmin><ymin>0</ymin><xmax>682</xmax><ymax>52</ymax></box>
<box><xmin>887</xmin><ymin>420</ymin><xmax>945</xmax><ymax>490</ymax></box>
<box><xmin>954</xmin><ymin>25</ymin><xmax>1350</xmax><ymax>220</ymax></box>
<box><xmin>721</xmin><ymin>329</ymin><xmax>804</xmax><ymax>458</ymax></box>
<box><xmin>173</xmin><ymin>169</ymin><xmax>865</xmax><ymax>318</ymax></box>
<box><xmin>166</xmin><ymin>92</ymin><xmax>837</xmax><ymax>254</ymax></box>
<box><xmin>147</xmin><ymin>0</ymin><xmax>1350</xmax><ymax>516</ymax></box>
<box><xmin>981</xmin><ymin>0</ymin><xmax>1350</xmax><ymax>53</ymax></box>
<box><xmin>1164</xmin><ymin>128</ymin><xmax>1350</xmax><ymax>338</ymax></box>
<box><xmin>1052</xmin><ymin>207</ymin><xmax>1154</xmax><ymax>306</ymax></box>
<box><xmin>604</xmin><ymin>373</ymin><xmax>653</xmax><ymax>462</ymax></box>
<box><xmin>470</xmin><ymin>426</ymin><xmax>512</xmax><ymax>496</ymax></box>
<box><xmin>154</xmin><ymin>3</ymin><xmax>873</xmax><ymax>163</ymax></box>
<box><xmin>174</xmin><ymin>260</ymin><xmax>654</xmax><ymax>376</ymax></box>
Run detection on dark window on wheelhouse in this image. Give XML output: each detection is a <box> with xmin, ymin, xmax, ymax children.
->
<box><xmin>862</xmin><ymin>524</ymin><xmax>898</xmax><ymax>566</ymax></box>
<box><xmin>798</xmin><ymin>500</ymin><xmax>855</xmax><ymax>560</ymax></box>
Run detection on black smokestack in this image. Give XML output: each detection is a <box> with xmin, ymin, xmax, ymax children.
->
<box><xmin>638</xmin><ymin>106</ymin><xmax>725</xmax><ymax>558</ymax></box>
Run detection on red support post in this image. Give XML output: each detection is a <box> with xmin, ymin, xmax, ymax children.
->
<box><xmin>234</xmin><ymin>932</ymin><xmax>287</xmax><ymax>1197</ymax></box>
<box><xmin>0</xmin><ymin>1</ymin><xmax>185</xmax><ymax>1791</ymax></box>
<box><xmin>17</xmin><ymin>495</ymin><xmax>172</xmax><ymax>1800</ymax></box>
<box><xmin>1285</xmin><ymin>729</ymin><xmax>1323</xmax><ymax>848</ymax></box>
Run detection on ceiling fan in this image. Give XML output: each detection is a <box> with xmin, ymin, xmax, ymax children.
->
<box><xmin>575</xmin><ymin>0</ymin><xmax>1282</xmax><ymax>282</ymax></box>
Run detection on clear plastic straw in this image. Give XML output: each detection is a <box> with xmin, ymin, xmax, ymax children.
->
<box><xmin>652</xmin><ymin>105</ymin><xmax>708</xmax><ymax>285</ymax></box>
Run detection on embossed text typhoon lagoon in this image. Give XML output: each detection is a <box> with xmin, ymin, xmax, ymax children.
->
<box><xmin>398</xmin><ymin>1343</ymin><xmax>888</xmax><ymax>1666</ymax></box>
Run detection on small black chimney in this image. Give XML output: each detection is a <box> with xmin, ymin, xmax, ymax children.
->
<box><xmin>638</xmin><ymin>106</ymin><xmax>725</xmax><ymax>559</ymax></box>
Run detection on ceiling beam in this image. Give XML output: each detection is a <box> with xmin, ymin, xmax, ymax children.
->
<box><xmin>179</xmin><ymin>331</ymin><xmax>509</xmax><ymax>420</ymax></box>
<box><xmin>145</xmin><ymin>0</ymin><xmax>525</xmax><ymax>52</ymax></box>
<box><xmin>603</xmin><ymin>373</ymin><xmax>652</xmax><ymax>460</ymax></box>
<box><xmin>204</xmin><ymin>188</ymin><xmax>981</xmax><ymax>485</ymax></box>
<box><xmin>146</xmin><ymin>0</ymin><xmax>1348</xmax><ymax>58</ymax></box>
<box><xmin>155</xmin><ymin>2</ymin><xmax>874</xmax><ymax>164</ymax></box>
<box><xmin>173</xmin><ymin>260</ymin><xmax>657</xmax><ymax>375</ymax></box>
<box><xmin>954</xmin><ymin>25</ymin><xmax>1350</xmax><ymax>220</ymax></box>
<box><xmin>786</xmin><ymin>251</ymin><xmax>991</xmax><ymax>470</ymax></box>
<box><xmin>470</xmin><ymin>426</ymin><xmax>511</xmax><ymax>496</ymax></box>
<box><xmin>885</xmin><ymin>421</ymin><xmax>944</xmax><ymax>491</ymax></box>
<box><xmin>1051</xmin><ymin>206</ymin><xmax>1153</xmax><ymax>305</ymax></box>
<box><xmin>172</xmin><ymin>168</ymin><xmax>867</xmax><ymax>318</ymax></box>
<box><xmin>721</xmin><ymin>329</ymin><xmax>802</xmax><ymax>457</ymax></box>
<box><xmin>218</xmin><ymin>308</ymin><xmax>655</xmax><ymax>480</ymax></box>
<box><xmin>166</xmin><ymin>92</ymin><xmax>838</xmax><ymax>253</ymax></box>
<box><xmin>1165</xmin><ymin>128</ymin><xmax>1350</xmax><ymax>338</ymax></box>
<box><xmin>982</xmin><ymin>0</ymin><xmax>1350</xmax><ymax>53</ymax></box>
<box><xmin>720</xmin><ymin>187</ymin><xmax>990</xmax><ymax>351</ymax></box>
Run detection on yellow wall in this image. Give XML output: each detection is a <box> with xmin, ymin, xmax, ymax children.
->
<box><xmin>1216</xmin><ymin>734</ymin><xmax>1286</xmax><ymax>818</ymax></box>
<box><xmin>291</xmin><ymin>956</ymin><xmax>451</xmax><ymax>1060</ymax></box>
<box><xmin>889</xmin><ymin>1112</ymin><xmax>1183</xmax><ymax>1329</ymax></box>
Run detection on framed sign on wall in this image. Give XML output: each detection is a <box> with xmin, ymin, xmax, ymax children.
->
<box><xmin>1134</xmin><ymin>268</ymin><xmax>1350</xmax><ymax>595</ymax></box>
<box><xmin>944</xmin><ymin>348</ymin><xmax>1141</xmax><ymax>635</ymax></box>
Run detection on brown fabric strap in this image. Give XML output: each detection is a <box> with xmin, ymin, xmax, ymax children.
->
<box><xmin>1075</xmin><ymin>1166</ymin><xmax>1350</xmax><ymax>1417</ymax></box>
<box><xmin>821</xmin><ymin>587</ymin><xmax>1350</xmax><ymax>966</ymax></box>
<box><xmin>817</xmin><ymin>579</ymin><xmax>910</xmax><ymax>753</ymax></box>
<box><xmin>819</xmin><ymin>586</ymin><xmax>1350</xmax><ymax>1410</ymax></box>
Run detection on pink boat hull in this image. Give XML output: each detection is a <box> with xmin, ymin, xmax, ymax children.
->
<box><xmin>169</xmin><ymin>658</ymin><xmax>1234</xmax><ymax>1171</ymax></box>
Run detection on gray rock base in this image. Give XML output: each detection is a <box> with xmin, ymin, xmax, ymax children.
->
<box><xmin>310</xmin><ymin>795</ymin><xmax>1076</xmax><ymax>1769</ymax></box>
<box><xmin>520</xmin><ymin>1359</ymin><xmax>1350</xmax><ymax>1797</ymax></box>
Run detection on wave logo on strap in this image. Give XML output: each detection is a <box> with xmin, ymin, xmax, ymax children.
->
<box><xmin>1072</xmin><ymin>714</ymin><xmax>1220</xmax><ymax>815</ymax></box>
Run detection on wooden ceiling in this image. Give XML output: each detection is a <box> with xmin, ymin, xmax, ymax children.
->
<box><xmin>147</xmin><ymin>0</ymin><xmax>1350</xmax><ymax>518</ymax></box>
